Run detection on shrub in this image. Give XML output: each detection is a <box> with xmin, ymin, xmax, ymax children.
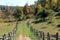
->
<box><xmin>57</xmin><ymin>24</ymin><xmax>60</xmax><ymax>28</ymax></box>
<box><xmin>55</xmin><ymin>12</ymin><xmax>60</xmax><ymax>16</ymax></box>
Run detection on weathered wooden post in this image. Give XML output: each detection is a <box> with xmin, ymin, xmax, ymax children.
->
<box><xmin>39</xmin><ymin>31</ymin><xmax>43</xmax><ymax>38</ymax></box>
<box><xmin>12</xmin><ymin>31</ymin><xmax>14</xmax><ymax>37</ymax></box>
<box><xmin>13</xmin><ymin>28</ymin><xmax>16</xmax><ymax>35</ymax></box>
<box><xmin>30</xmin><ymin>26</ymin><xmax>33</xmax><ymax>32</ymax></box>
<box><xmin>14</xmin><ymin>28</ymin><xmax>16</xmax><ymax>34</ymax></box>
<box><xmin>33</xmin><ymin>28</ymin><xmax>35</xmax><ymax>35</ymax></box>
<box><xmin>42</xmin><ymin>32</ymin><xmax>45</xmax><ymax>40</ymax></box>
<box><xmin>27</xmin><ymin>21</ymin><xmax>29</xmax><ymax>27</ymax></box>
<box><xmin>35</xmin><ymin>30</ymin><xmax>38</xmax><ymax>36</ymax></box>
<box><xmin>10</xmin><ymin>32</ymin><xmax>13</xmax><ymax>39</ymax></box>
<box><xmin>56</xmin><ymin>33</ymin><xmax>58</xmax><ymax>40</ymax></box>
<box><xmin>33</xmin><ymin>29</ymin><xmax>37</xmax><ymax>36</ymax></box>
<box><xmin>12</xmin><ymin>32</ymin><xmax>14</xmax><ymax>38</ymax></box>
<box><xmin>7</xmin><ymin>32</ymin><xmax>11</xmax><ymax>40</ymax></box>
<box><xmin>38</xmin><ymin>31</ymin><xmax>41</xmax><ymax>40</ymax></box>
<box><xmin>15</xmin><ymin>21</ymin><xmax>18</xmax><ymax>31</ymax></box>
<box><xmin>2</xmin><ymin>34</ymin><xmax>6</xmax><ymax>40</ymax></box>
<box><xmin>47</xmin><ymin>32</ymin><xmax>50</xmax><ymax>40</ymax></box>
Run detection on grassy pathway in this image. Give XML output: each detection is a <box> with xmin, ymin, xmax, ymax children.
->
<box><xmin>16</xmin><ymin>34</ymin><xmax>32</xmax><ymax>40</ymax></box>
<box><xmin>13</xmin><ymin>21</ymin><xmax>39</xmax><ymax>40</ymax></box>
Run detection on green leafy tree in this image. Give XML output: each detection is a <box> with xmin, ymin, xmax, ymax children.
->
<box><xmin>13</xmin><ymin>6</ymin><xmax>23</xmax><ymax>21</ymax></box>
<box><xmin>34</xmin><ymin>4</ymin><xmax>43</xmax><ymax>19</ymax></box>
<box><xmin>38</xmin><ymin>9</ymin><xmax>49</xmax><ymax>21</ymax></box>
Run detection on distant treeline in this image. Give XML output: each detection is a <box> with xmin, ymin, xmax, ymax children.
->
<box><xmin>0</xmin><ymin>0</ymin><xmax>60</xmax><ymax>22</ymax></box>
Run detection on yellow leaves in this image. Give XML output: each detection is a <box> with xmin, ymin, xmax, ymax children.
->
<box><xmin>52</xmin><ymin>0</ymin><xmax>58</xmax><ymax>5</ymax></box>
<box><xmin>46</xmin><ymin>0</ymin><xmax>49</xmax><ymax>2</ymax></box>
<box><xmin>37</xmin><ymin>4</ymin><xmax>43</xmax><ymax>10</ymax></box>
<box><xmin>24</xmin><ymin>3</ymin><xmax>29</xmax><ymax>13</ymax></box>
<box><xmin>45</xmin><ymin>3</ymin><xmax>50</xmax><ymax>9</ymax></box>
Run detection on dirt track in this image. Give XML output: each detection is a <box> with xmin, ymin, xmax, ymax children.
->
<box><xmin>17</xmin><ymin>34</ymin><xmax>32</xmax><ymax>40</ymax></box>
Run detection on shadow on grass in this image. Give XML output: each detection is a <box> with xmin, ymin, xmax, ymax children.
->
<box><xmin>32</xmin><ymin>19</ymin><xmax>47</xmax><ymax>24</ymax></box>
<box><xmin>40</xmin><ymin>27</ymin><xmax>48</xmax><ymax>29</ymax></box>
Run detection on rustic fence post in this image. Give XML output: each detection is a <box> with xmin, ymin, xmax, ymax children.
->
<box><xmin>2</xmin><ymin>34</ymin><xmax>6</xmax><ymax>40</ymax></box>
<box><xmin>12</xmin><ymin>31</ymin><xmax>14</xmax><ymax>37</ymax></box>
<box><xmin>15</xmin><ymin>21</ymin><xmax>18</xmax><ymax>31</ymax></box>
<box><xmin>39</xmin><ymin>31</ymin><xmax>43</xmax><ymax>38</ymax></box>
<box><xmin>10</xmin><ymin>32</ymin><xmax>13</xmax><ymax>39</ymax></box>
<box><xmin>35</xmin><ymin>30</ymin><xmax>38</xmax><ymax>36</ymax></box>
<box><xmin>13</xmin><ymin>28</ymin><xmax>16</xmax><ymax>35</ymax></box>
<box><xmin>7</xmin><ymin>32</ymin><xmax>11</xmax><ymax>40</ymax></box>
<box><xmin>30</xmin><ymin>26</ymin><xmax>33</xmax><ymax>32</ymax></box>
<box><xmin>27</xmin><ymin>21</ymin><xmax>29</xmax><ymax>27</ymax></box>
<box><xmin>42</xmin><ymin>32</ymin><xmax>45</xmax><ymax>40</ymax></box>
<box><xmin>33</xmin><ymin>28</ymin><xmax>35</xmax><ymax>35</ymax></box>
<box><xmin>56</xmin><ymin>33</ymin><xmax>58</xmax><ymax>40</ymax></box>
<box><xmin>14</xmin><ymin>28</ymin><xmax>17</xmax><ymax>34</ymax></box>
<box><xmin>37</xmin><ymin>31</ymin><xmax>41</xmax><ymax>40</ymax></box>
<box><xmin>47</xmin><ymin>32</ymin><xmax>50</xmax><ymax>40</ymax></box>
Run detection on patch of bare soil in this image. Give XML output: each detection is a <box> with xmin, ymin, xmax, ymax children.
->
<box><xmin>17</xmin><ymin>34</ymin><xmax>32</xmax><ymax>40</ymax></box>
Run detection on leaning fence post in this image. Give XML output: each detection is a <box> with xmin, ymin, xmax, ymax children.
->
<box><xmin>47</xmin><ymin>32</ymin><xmax>50</xmax><ymax>40</ymax></box>
<box><xmin>2</xmin><ymin>34</ymin><xmax>6</xmax><ymax>40</ymax></box>
<box><xmin>56</xmin><ymin>33</ymin><xmax>58</xmax><ymax>40</ymax></box>
<box><xmin>42</xmin><ymin>32</ymin><xmax>45</xmax><ymax>40</ymax></box>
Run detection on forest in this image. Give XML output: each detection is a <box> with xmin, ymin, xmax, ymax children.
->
<box><xmin>0</xmin><ymin>0</ymin><xmax>60</xmax><ymax>22</ymax></box>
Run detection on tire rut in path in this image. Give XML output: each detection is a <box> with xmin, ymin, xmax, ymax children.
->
<box><xmin>17</xmin><ymin>34</ymin><xmax>32</xmax><ymax>40</ymax></box>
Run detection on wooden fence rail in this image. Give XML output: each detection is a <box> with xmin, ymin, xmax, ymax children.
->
<box><xmin>27</xmin><ymin>21</ymin><xmax>60</xmax><ymax>40</ymax></box>
<box><xmin>0</xmin><ymin>21</ymin><xmax>18</xmax><ymax>40</ymax></box>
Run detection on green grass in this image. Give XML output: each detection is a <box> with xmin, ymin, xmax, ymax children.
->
<box><xmin>13</xmin><ymin>20</ymin><xmax>39</xmax><ymax>40</ymax></box>
<box><xmin>30</xmin><ymin>16</ymin><xmax>60</xmax><ymax>36</ymax></box>
<box><xmin>0</xmin><ymin>22</ymin><xmax>16</xmax><ymax>37</ymax></box>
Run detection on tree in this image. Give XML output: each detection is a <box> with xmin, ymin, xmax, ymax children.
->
<box><xmin>49</xmin><ymin>0</ymin><xmax>59</xmax><ymax>12</ymax></box>
<box><xmin>23</xmin><ymin>3</ymin><xmax>29</xmax><ymax>15</ymax></box>
<box><xmin>5</xmin><ymin>6</ymin><xmax>15</xmax><ymax>21</ymax></box>
<box><xmin>23</xmin><ymin>3</ymin><xmax>32</xmax><ymax>19</ymax></box>
<box><xmin>38</xmin><ymin>9</ymin><xmax>49</xmax><ymax>21</ymax></box>
<box><xmin>13</xmin><ymin>6</ymin><xmax>23</xmax><ymax>21</ymax></box>
<box><xmin>6</xmin><ymin>6</ymin><xmax>14</xmax><ymax>16</ymax></box>
<box><xmin>23</xmin><ymin>3</ymin><xmax>29</xmax><ymax>19</ymax></box>
<box><xmin>57</xmin><ymin>0</ymin><xmax>60</xmax><ymax>11</ymax></box>
<box><xmin>0</xmin><ymin>10</ymin><xmax>4</xmax><ymax>18</ymax></box>
<box><xmin>34</xmin><ymin>4</ymin><xmax>43</xmax><ymax>19</ymax></box>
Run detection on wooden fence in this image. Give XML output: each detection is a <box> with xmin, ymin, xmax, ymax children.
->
<box><xmin>27</xmin><ymin>21</ymin><xmax>60</xmax><ymax>40</ymax></box>
<box><xmin>0</xmin><ymin>21</ymin><xmax>18</xmax><ymax>40</ymax></box>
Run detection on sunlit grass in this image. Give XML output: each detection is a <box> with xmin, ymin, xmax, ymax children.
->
<box><xmin>13</xmin><ymin>20</ymin><xmax>39</xmax><ymax>40</ymax></box>
<box><xmin>31</xmin><ymin>16</ymin><xmax>60</xmax><ymax>35</ymax></box>
<box><xmin>0</xmin><ymin>22</ymin><xmax>16</xmax><ymax>37</ymax></box>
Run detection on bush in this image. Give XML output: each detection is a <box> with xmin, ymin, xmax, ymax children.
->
<box><xmin>48</xmin><ymin>21</ymin><xmax>52</xmax><ymax>24</ymax></box>
<box><xmin>57</xmin><ymin>24</ymin><xmax>60</xmax><ymax>28</ymax></box>
<box><xmin>55</xmin><ymin>12</ymin><xmax>60</xmax><ymax>16</ymax></box>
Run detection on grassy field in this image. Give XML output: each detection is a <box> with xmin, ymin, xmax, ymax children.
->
<box><xmin>30</xmin><ymin>16</ymin><xmax>60</xmax><ymax>36</ymax></box>
<box><xmin>12</xmin><ymin>20</ymin><xmax>39</xmax><ymax>40</ymax></box>
<box><xmin>0</xmin><ymin>22</ymin><xmax>16</xmax><ymax>37</ymax></box>
<box><xmin>0</xmin><ymin>20</ymin><xmax>40</xmax><ymax>40</ymax></box>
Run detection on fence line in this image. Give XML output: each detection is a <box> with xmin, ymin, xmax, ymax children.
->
<box><xmin>0</xmin><ymin>21</ymin><xmax>60</xmax><ymax>40</ymax></box>
<box><xmin>27</xmin><ymin>21</ymin><xmax>60</xmax><ymax>40</ymax></box>
<box><xmin>0</xmin><ymin>21</ymin><xmax>18</xmax><ymax>40</ymax></box>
